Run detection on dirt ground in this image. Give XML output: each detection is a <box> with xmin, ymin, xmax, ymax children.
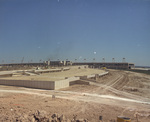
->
<box><xmin>64</xmin><ymin>70</ymin><xmax>150</xmax><ymax>99</ymax></box>
<box><xmin>0</xmin><ymin>69</ymin><xmax>150</xmax><ymax>122</ymax></box>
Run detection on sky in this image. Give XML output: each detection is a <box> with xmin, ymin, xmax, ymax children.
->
<box><xmin>0</xmin><ymin>0</ymin><xmax>150</xmax><ymax>66</ymax></box>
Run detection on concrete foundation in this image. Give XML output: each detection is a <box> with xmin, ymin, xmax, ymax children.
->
<box><xmin>0</xmin><ymin>72</ymin><xmax>108</xmax><ymax>90</ymax></box>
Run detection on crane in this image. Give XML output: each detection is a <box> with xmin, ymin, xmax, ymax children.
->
<box><xmin>21</xmin><ymin>57</ymin><xmax>24</xmax><ymax>63</ymax></box>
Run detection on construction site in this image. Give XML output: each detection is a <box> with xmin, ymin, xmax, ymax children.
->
<box><xmin>0</xmin><ymin>61</ymin><xmax>150</xmax><ymax>122</ymax></box>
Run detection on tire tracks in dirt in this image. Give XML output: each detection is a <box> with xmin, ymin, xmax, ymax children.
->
<box><xmin>0</xmin><ymin>89</ymin><xmax>150</xmax><ymax>105</ymax></box>
<box><xmin>112</xmin><ymin>74</ymin><xmax>129</xmax><ymax>90</ymax></box>
<box><xmin>89</xmin><ymin>81</ymin><xmax>150</xmax><ymax>102</ymax></box>
<box><xmin>80</xmin><ymin>71</ymin><xmax>150</xmax><ymax>103</ymax></box>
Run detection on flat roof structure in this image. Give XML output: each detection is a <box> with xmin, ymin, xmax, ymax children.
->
<box><xmin>0</xmin><ymin>66</ymin><xmax>106</xmax><ymax>90</ymax></box>
<box><xmin>0</xmin><ymin>66</ymin><xmax>105</xmax><ymax>81</ymax></box>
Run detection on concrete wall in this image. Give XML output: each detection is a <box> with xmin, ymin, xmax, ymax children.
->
<box><xmin>78</xmin><ymin>76</ymin><xmax>87</xmax><ymax>80</ymax></box>
<box><xmin>87</xmin><ymin>74</ymin><xmax>95</xmax><ymax>79</ymax></box>
<box><xmin>79</xmin><ymin>72</ymin><xmax>109</xmax><ymax>80</ymax></box>
<box><xmin>69</xmin><ymin>80</ymin><xmax>89</xmax><ymax>86</ymax></box>
<box><xmin>98</xmin><ymin>72</ymin><xmax>108</xmax><ymax>76</ymax></box>
<box><xmin>0</xmin><ymin>72</ymin><xmax>109</xmax><ymax>90</ymax></box>
<box><xmin>0</xmin><ymin>79</ymin><xmax>55</xmax><ymax>90</ymax></box>
<box><xmin>54</xmin><ymin>77</ymin><xmax>80</xmax><ymax>90</ymax></box>
<box><xmin>0</xmin><ymin>74</ymin><xmax>13</xmax><ymax>77</ymax></box>
<box><xmin>0</xmin><ymin>77</ymin><xmax>80</xmax><ymax>90</ymax></box>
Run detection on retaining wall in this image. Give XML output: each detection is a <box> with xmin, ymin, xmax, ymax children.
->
<box><xmin>0</xmin><ymin>77</ymin><xmax>80</xmax><ymax>90</ymax></box>
<box><xmin>0</xmin><ymin>72</ymin><xmax>108</xmax><ymax>90</ymax></box>
<box><xmin>0</xmin><ymin>79</ymin><xmax>55</xmax><ymax>90</ymax></box>
<box><xmin>69</xmin><ymin>80</ymin><xmax>89</xmax><ymax>86</ymax></box>
<box><xmin>79</xmin><ymin>72</ymin><xmax>109</xmax><ymax>80</ymax></box>
<box><xmin>55</xmin><ymin>77</ymin><xmax>80</xmax><ymax>90</ymax></box>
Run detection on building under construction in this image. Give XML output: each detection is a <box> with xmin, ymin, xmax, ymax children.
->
<box><xmin>73</xmin><ymin>62</ymin><xmax>134</xmax><ymax>69</ymax></box>
<box><xmin>0</xmin><ymin>61</ymin><xmax>134</xmax><ymax>70</ymax></box>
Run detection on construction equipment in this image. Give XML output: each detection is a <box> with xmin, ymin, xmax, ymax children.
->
<box><xmin>101</xmin><ymin>67</ymin><xmax>107</xmax><ymax>70</ymax></box>
<box><xmin>117</xmin><ymin>116</ymin><xmax>131</xmax><ymax>122</ymax></box>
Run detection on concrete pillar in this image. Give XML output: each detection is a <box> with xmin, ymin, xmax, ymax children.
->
<box><xmin>95</xmin><ymin>74</ymin><xmax>99</xmax><ymax>81</ymax></box>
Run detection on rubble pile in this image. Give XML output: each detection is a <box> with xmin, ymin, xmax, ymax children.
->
<box><xmin>1</xmin><ymin>110</ymin><xmax>88</xmax><ymax>122</ymax></box>
<box><xmin>31</xmin><ymin>111</ymin><xmax>88</xmax><ymax>122</ymax></box>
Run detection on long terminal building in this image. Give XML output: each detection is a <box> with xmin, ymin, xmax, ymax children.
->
<box><xmin>0</xmin><ymin>61</ymin><xmax>134</xmax><ymax>70</ymax></box>
<box><xmin>73</xmin><ymin>62</ymin><xmax>134</xmax><ymax>69</ymax></box>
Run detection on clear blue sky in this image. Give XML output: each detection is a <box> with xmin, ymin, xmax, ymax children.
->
<box><xmin>0</xmin><ymin>0</ymin><xmax>150</xmax><ymax>66</ymax></box>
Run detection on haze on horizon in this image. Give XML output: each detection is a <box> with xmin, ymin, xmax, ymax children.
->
<box><xmin>0</xmin><ymin>0</ymin><xmax>150</xmax><ymax>66</ymax></box>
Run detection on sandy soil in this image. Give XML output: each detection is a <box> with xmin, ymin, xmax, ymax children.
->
<box><xmin>0</xmin><ymin>69</ymin><xmax>150</xmax><ymax>122</ymax></box>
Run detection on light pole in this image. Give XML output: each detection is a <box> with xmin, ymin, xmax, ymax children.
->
<box><xmin>102</xmin><ymin>58</ymin><xmax>105</xmax><ymax>63</ymax></box>
<box><xmin>112</xmin><ymin>58</ymin><xmax>115</xmax><ymax>63</ymax></box>
<box><xmin>93</xmin><ymin>58</ymin><xmax>95</xmax><ymax>62</ymax></box>
<box><xmin>122</xmin><ymin>58</ymin><xmax>126</xmax><ymax>63</ymax></box>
